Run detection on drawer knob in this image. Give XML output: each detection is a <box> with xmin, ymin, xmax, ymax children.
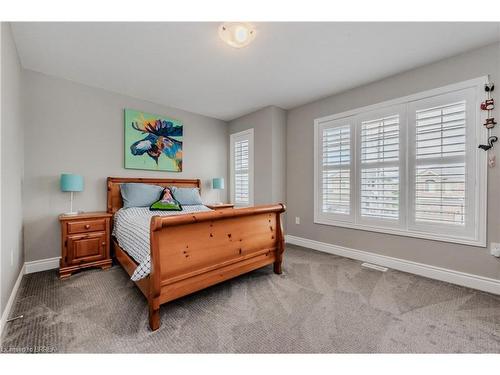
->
<box><xmin>101</xmin><ymin>242</ymin><xmax>106</xmax><ymax>246</ymax></box>
<box><xmin>85</xmin><ymin>224</ymin><xmax>91</xmax><ymax>229</ymax></box>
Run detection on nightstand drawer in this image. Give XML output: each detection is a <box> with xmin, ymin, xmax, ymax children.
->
<box><xmin>67</xmin><ymin>218</ymin><xmax>106</xmax><ymax>234</ymax></box>
<box><xmin>66</xmin><ymin>232</ymin><xmax>107</xmax><ymax>265</ymax></box>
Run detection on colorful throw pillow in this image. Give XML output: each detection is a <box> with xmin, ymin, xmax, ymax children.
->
<box><xmin>170</xmin><ymin>187</ymin><xmax>203</xmax><ymax>205</ymax></box>
<box><xmin>150</xmin><ymin>188</ymin><xmax>182</xmax><ymax>211</ymax></box>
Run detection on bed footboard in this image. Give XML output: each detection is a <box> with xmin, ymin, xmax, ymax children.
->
<box><xmin>147</xmin><ymin>204</ymin><xmax>286</xmax><ymax>330</ymax></box>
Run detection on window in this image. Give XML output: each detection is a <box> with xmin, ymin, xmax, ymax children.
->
<box><xmin>358</xmin><ymin>107</ymin><xmax>405</xmax><ymax>227</ymax></box>
<box><xmin>230</xmin><ymin>129</ymin><xmax>254</xmax><ymax>206</ymax></box>
<box><xmin>314</xmin><ymin>78</ymin><xmax>487</xmax><ymax>246</ymax></box>
<box><xmin>320</xmin><ymin>124</ymin><xmax>352</xmax><ymax>217</ymax></box>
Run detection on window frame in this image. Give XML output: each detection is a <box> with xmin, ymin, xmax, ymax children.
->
<box><xmin>230</xmin><ymin>128</ymin><xmax>254</xmax><ymax>206</ymax></box>
<box><xmin>314</xmin><ymin>77</ymin><xmax>488</xmax><ymax>247</ymax></box>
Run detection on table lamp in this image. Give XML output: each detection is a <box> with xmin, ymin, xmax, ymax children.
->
<box><xmin>60</xmin><ymin>174</ymin><xmax>84</xmax><ymax>215</ymax></box>
<box><xmin>212</xmin><ymin>177</ymin><xmax>225</xmax><ymax>205</ymax></box>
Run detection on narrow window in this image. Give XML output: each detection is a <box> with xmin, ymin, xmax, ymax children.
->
<box><xmin>230</xmin><ymin>129</ymin><xmax>254</xmax><ymax>206</ymax></box>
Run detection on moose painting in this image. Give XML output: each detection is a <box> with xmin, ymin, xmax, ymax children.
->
<box><xmin>124</xmin><ymin>109</ymin><xmax>183</xmax><ymax>172</ymax></box>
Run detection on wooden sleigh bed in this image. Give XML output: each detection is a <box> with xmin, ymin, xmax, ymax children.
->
<box><xmin>107</xmin><ymin>177</ymin><xmax>286</xmax><ymax>331</ymax></box>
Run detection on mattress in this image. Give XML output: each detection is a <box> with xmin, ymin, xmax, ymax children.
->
<box><xmin>112</xmin><ymin>205</ymin><xmax>212</xmax><ymax>280</ymax></box>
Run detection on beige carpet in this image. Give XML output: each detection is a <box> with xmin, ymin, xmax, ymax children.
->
<box><xmin>2</xmin><ymin>245</ymin><xmax>499</xmax><ymax>353</ymax></box>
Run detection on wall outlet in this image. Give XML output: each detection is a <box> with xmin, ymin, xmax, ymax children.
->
<box><xmin>295</xmin><ymin>217</ymin><xmax>300</xmax><ymax>225</ymax></box>
<box><xmin>491</xmin><ymin>243</ymin><xmax>500</xmax><ymax>257</ymax></box>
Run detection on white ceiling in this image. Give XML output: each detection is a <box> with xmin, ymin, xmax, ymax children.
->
<box><xmin>11</xmin><ymin>22</ymin><xmax>500</xmax><ymax>121</ymax></box>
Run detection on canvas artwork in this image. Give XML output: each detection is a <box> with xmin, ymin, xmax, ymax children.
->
<box><xmin>124</xmin><ymin>109</ymin><xmax>183</xmax><ymax>172</ymax></box>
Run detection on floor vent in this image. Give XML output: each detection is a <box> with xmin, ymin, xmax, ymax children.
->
<box><xmin>361</xmin><ymin>262</ymin><xmax>388</xmax><ymax>272</ymax></box>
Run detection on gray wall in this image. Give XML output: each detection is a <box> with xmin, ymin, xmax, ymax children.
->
<box><xmin>286</xmin><ymin>42</ymin><xmax>500</xmax><ymax>280</ymax></box>
<box><xmin>229</xmin><ymin>105</ymin><xmax>286</xmax><ymax>205</ymax></box>
<box><xmin>271</xmin><ymin>107</ymin><xmax>286</xmax><ymax>204</ymax></box>
<box><xmin>1</xmin><ymin>23</ymin><xmax>24</xmax><ymax>316</ymax></box>
<box><xmin>23</xmin><ymin>70</ymin><xmax>228</xmax><ymax>262</ymax></box>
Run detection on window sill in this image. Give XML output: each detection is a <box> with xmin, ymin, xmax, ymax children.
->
<box><xmin>313</xmin><ymin>216</ymin><xmax>486</xmax><ymax>248</ymax></box>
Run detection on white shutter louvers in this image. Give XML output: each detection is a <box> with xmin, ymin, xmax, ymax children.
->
<box><xmin>230</xmin><ymin>129</ymin><xmax>254</xmax><ymax>206</ymax></box>
<box><xmin>234</xmin><ymin>139</ymin><xmax>250</xmax><ymax>204</ymax></box>
<box><xmin>360</xmin><ymin>114</ymin><xmax>400</xmax><ymax>220</ymax></box>
<box><xmin>321</xmin><ymin>125</ymin><xmax>351</xmax><ymax>215</ymax></box>
<box><xmin>414</xmin><ymin>101</ymin><xmax>467</xmax><ymax>226</ymax></box>
<box><xmin>314</xmin><ymin>79</ymin><xmax>486</xmax><ymax>246</ymax></box>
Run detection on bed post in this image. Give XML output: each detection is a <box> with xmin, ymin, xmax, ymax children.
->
<box><xmin>273</xmin><ymin>203</ymin><xmax>286</xmax><ymax>275</ymax></box>
<box><xmin>148</xmin><ymin>299</ymin><xmax>160</xmax><ymax>331</ymax></box>
<box><xmin>148</xmin><ymin>217</ymin><xmax>162</xmax><ymax>331</ymax></box>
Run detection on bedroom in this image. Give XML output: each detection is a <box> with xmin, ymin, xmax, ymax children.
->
<box><xmin>1</xmin><ymin>0</ymin><xmax>499</xmax><ymax>370</ymax></box>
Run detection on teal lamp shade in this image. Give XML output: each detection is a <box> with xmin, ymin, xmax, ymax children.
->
<box><xmin>212</xmin><ymin>177</ymin><xmax>225</xmax><ymax>190</ymax></box>
<box><xmin>60</xmin><ymin>174</ymin><xmax>84</xmax><ymax>192</ymax></box>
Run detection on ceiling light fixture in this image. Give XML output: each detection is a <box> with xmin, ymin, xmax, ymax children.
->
<box><xmin>218</xmin><ymin>22</ymin><xmax>256</xmax><ymax>48</ymax></box>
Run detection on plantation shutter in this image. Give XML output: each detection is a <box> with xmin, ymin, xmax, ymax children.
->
<box><xmin>408</xmin><ymin>87</ymin><xmax>478</xmax><ymax>242</ymax></box>
<box><xmin>319</xmin><ymin>123</ymin><xmax>353</xmax><ymax>219</ymax></box>
<box><xmin>230</xmin><ymin>129</ymin><xmax>254</xmax><ymax>206</ymax></box>
<box><xmin>414</xmin><ymin>100</ymin><xmax>467</xmax><ymax>225</ymax></box>
<box><xmin>315</xmin><ymin>80</ymin><xmax>485</xmax><ymax>246</ymax></box>
<box><xmin>234</xmin><ymin>139</ymin><xmax>250</xmax><ymax>204</ymax></box>
<box><xmin>359</xmin><ymin>113</ymin><xmax>400</xmax><ymax>221</ymax></box>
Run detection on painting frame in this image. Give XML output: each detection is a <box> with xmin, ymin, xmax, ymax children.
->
<box><xmin>124</xmin><ymin>108</ymin><xmax>183</xmax><ymax>172</ymax></box>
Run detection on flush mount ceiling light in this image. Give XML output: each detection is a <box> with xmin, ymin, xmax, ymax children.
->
<box><xmin>218</xmin><ymin>22</ymin><xmax>256</xmax><ymax>48</ymax></box>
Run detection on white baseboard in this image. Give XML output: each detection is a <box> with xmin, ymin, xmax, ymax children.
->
<box><xmin>0</xmin><ymin>264</ymin><xmax>25</xmax><ymax>340</ymax></box>
<box><xmin>25</xmin><ymin>257</ymin><xmax>60</xmax><ymax>274</ymax></box>
<box><xmin>285</xmin><ymin>235</ymin><xmax>500</xmax><ymax>295</ymax></box>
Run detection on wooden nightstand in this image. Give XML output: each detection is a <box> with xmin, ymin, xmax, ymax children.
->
<box><xmin>59</xmin><ymin>211</ymin><xmax>113</xmax><ymax>279</ymax></box>
<box><xmin>206</xmin><ymin>203</ymin><xmax>235</xmax><ymax>210</ymax></box>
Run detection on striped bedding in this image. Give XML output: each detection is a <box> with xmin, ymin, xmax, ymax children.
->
<box><xmin>112</xmin><ymin>205</ymin><xmax>212</xmax><ymax>280</ymax></box>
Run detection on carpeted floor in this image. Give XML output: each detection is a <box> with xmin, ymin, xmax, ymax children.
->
<box><xmin>1</xmin><ymin>244</ymin><xmax>499</xmax><ymax>353</ymax></box>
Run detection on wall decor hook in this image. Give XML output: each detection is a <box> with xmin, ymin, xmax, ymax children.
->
<box><xmin>484</xmin><ymin>118</ymin><xmax>497</xmax><ymax>129</ymax></box>
<box><xmin>480</xmin><ymin>99</ymin><xmax>495</xmax><ymax>110</ymax></box>
<box><xmin>478</xmin><ymin>136</ymin><xmax>498</xmax><ymax>151</ymax></box>
<box><xmin>485</xmin><ymin>82</ymin><xmax>495</xmax><ymax>93</ymax></box>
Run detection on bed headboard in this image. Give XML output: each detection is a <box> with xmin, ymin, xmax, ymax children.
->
<box><xmin>107</xmin><ymin>177</ymin><xmax>201</xmax><ymax>214</ymax></box>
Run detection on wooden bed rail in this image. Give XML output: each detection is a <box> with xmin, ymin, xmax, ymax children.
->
<box><xmin>150</xmin><ymin>203</ymin><xmax>286</xmax><ymax>230</ymax></box>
